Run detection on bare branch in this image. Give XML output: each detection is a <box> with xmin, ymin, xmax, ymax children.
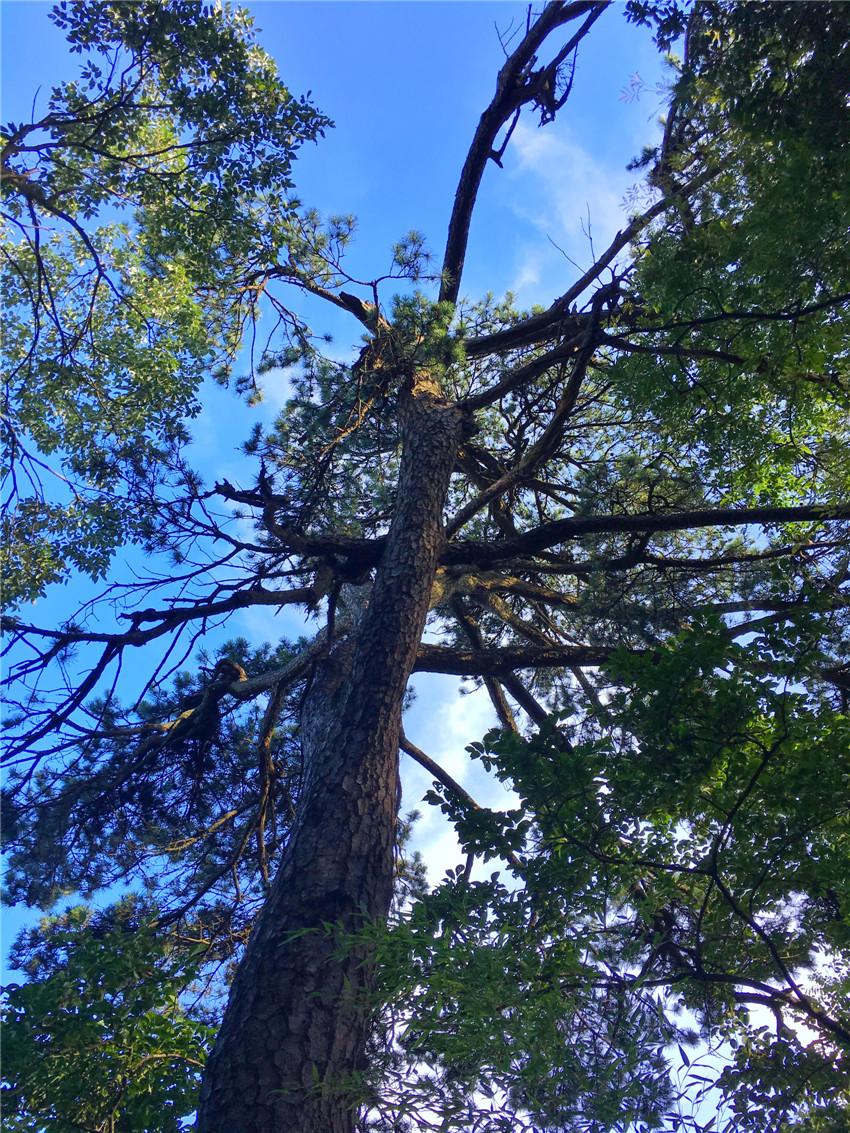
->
<box><xmin>439</xmin><ymin>1</ymin><xmax>607</xmax><ymax>305</ymax></box>
<box><xmin>445</xmin><ymin>503</ymin><xmax>850</xmax><ymax>567</ymax></box>
<box><xmin>415</xmin><ymin>642</ymin><xmax>612</xmax><ymax>676</ymax></box>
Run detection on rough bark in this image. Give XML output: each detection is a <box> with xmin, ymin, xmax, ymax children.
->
<box><xmin>196</xmin><ymin>375</ymin><xmax>465</xmax><ymax>1133</ymax></box>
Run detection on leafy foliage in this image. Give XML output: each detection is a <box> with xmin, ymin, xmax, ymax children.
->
<box><xmin>2</xmin><ymin>900</ymin><xmax>215</xmax><ymax>1132</ymax></box>
<box><xmin>1</xmin><ymin>0</ymin><xmax>329</xmax><ymax>603</ymax></box>
<box><xmin>376</xmin><ymin>618</ymin><xmax>850</xmax><ymax>1131</ymax></box>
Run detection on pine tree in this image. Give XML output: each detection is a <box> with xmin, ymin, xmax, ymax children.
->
<box><xmin>4</xmin><ymin>3</ymin><xmax>849</xmax><ymax>1130</ymax></box>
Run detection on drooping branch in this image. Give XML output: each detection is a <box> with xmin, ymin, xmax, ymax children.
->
<box><xmin>400</xmin><ymin>730</ymin><xmax>525</xmax><ymax>873</ymax></box>
<box><xmin>498</xmin><ymin>672</ymin><xmax>553</xmax><ymax>727</ymax></box>
<box><xmin>1</xmin><ymin>627</ymin><xmax>324</xmax><ymax>768</ymax></box>
<box><xmin>122</xmin><ymin>582</ymin><xmax>330</xmax><ymax>628</ymax></box>
<box><xmin>449</xmin><ymin>598</ymin><xmax>518</xmax><ymax>731</ymax></box>
<box><xmin>468</xmin><ymin>536</ymin><xmax>841</xmax><ymax>581</ymax></box>
<box><xmin>449</xmin><ymin>595</ymin><xmax>567</xmax><ymax>727</ymax></box>
<box><xmin>400</xmin><ymin>731</ymin><xmax>487</xmax><ymax>818</ymax></box>
<box><xmin>3</xmin><ymin>586</ymin><xmax>324</xmax><ymax>682</ymax></box>
<box><xmin>641</xmin><ymin>290</ymin><xmax>850</xmax><ymax>337</ymax></box>
<box><xmin>599</xmin><ymin>333</ymin><xmax>745</xmax><ymax>366</ymax></box>
<box><xmin>451</xmin><ymin>351</ymin><xmax>592</xmax><ymax>533</ymax></box>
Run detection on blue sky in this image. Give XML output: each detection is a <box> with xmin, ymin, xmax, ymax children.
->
<box><xmin>1</xmin><ymin>1</ymin><xmax>669</xmax><ymax>967</ymax></box>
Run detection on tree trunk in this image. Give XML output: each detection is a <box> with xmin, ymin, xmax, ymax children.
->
<box><xmin>196</xmin><ymin>375</ymin><xmax>465</xmax><ymax>1133</ymax></box>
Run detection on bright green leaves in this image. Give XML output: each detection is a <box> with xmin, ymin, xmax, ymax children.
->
<box><xmin>391</xmin><ymin>230</ymin><xmax>433</xmax><ymax>281</ymax></box>
<box><xmin>43</xmin><ymin>1</ymin><xmax>328</xmax><ymax>212</ymax></box>
<box><xmin>389</xmin><ymin>294</ymin><xmax>466</xmax><ymax>376</ymax></box>
<box><xmin>613</xmin><ymin>4</ymin><xmax>850</xmax><ymax>518</ymax></box>
<box><xmin>6</xmin><ymin>497</ymin><xmax>126</xmax><ymax>601</ymax></box>
<box><xmin>1</xmin><ymin>1</ymin><xmax>330</xmax><ymax>605</ymax></box>
<box><xmin>2</xmin><ymin>900</ymin><xmax>214</xmax><ymax>1133</ymax></box>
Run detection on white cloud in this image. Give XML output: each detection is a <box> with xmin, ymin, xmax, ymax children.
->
<box><xmin>402</xmin><ymin>675</ymin><xmax>520</xmax><ymax>884</ymax></box>
<box><xmin>502</xmin><ymin>119</ymin><xmax>639</xmax><ymax>305</ymax></box>
<box><xmin>512</xmin><ymin>119</ymin><xmax>627</xmax><ymax>235</ymax></box>
<box><xmin>254</xmin><ymin>364</ymin><xmax>297</xmax><ymax>415</ymax></box>
<box><xmin>510</xmin><ymin>248</ymin><xmax>545</xmax><ymax>297</ymax></box>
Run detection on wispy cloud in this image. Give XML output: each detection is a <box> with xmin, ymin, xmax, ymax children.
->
<box><xmin>502</xmin><ymin>119</ymin><xmax>640</xmax><ymax>306</ymax></box>
<box><xmin>512</xmin><ymin>120</ymin><xmax>628</xmax><ymax>241</ymax></box>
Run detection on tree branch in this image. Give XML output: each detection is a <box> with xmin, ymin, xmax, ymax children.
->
<box><xmin>400</xmin><ymin>730</ymin><xmax>524</xmax><ymax>872</ymax></box>
<box><xmin>461</xmin><ymin>331</ymin><xmax>586</xmax><ymax>412</ymax></box>
<box><xmin>439</xmin><ymin>1</ymin><xmax>605</xmax><ymax>305</ymax></box>
<box><xmin>444</xmin><ymin>503</ymin><xmax>850</xmax><ymax>567</ymax></box>
<box><xmin>462</xmin><ymin>164</ymin><xmax>722</xmax><ymax>358</ymax></box>
<box><xmin>450</xmin><ymin>598</ymin><xmax>518</xmax><ymax>731</ymax></box>
<box><xmin>415</xmin><ymin>642</ymin><xmax>612</xmax><ymax>676</ymax></box>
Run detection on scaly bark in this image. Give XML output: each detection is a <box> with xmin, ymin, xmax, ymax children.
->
<box><xmin>196</xmin><ymin>374</ymin><xmax>466</xmax><ymax>1133</ymax></box>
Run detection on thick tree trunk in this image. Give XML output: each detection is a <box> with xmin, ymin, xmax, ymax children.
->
<box><xmin>196</xmin><ymin>375</ymin><xmax>465</xmax><ymax>1133</ymax></box>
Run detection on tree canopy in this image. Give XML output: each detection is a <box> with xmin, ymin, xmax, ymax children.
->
<box><xmin>3</xmin><ymin>3</ymin><xmax>850</xmax><ymax>1132</ymax></box>
<box><xmin>1</xmin><ymin>0</ymin><xmax>329</xmax><ymax>602</ymax></box>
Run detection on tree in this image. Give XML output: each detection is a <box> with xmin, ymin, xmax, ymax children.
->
<box><xmin>3</xmin><ymin>2</ymin><xmax>850</xmax><ymax>1131</ymax></box>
